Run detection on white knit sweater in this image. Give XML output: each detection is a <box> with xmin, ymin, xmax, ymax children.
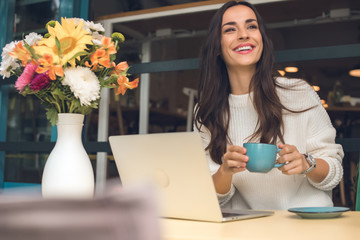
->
<box><xmin>194</xmin><ymin>77</ymin><xmax>344</xmax><ymax>210</ymax></box>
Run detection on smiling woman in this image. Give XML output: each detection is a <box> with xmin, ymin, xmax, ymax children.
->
<box><xmin>194</xmin><ymin>0</ymin><xmax>344</xmax><ymax>211</ymax></box>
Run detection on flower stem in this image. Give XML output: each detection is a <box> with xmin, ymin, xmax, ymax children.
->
<box><xmin>49</xmin><ymin>93</ymin><xmax>61</xmax><ymax>112</ymax></box>
<box><xmin>62</xmin><ymin>98</ymin><xmax>66</xmax><ymax>112</ymax></box>
<box><xmin>69</xmin><ymin>101</ymin><xmax>75</xmax><ymax>113</ymax></box>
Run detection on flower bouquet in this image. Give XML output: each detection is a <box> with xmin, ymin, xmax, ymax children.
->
<box><xmin>0</xmin><ymin>17</ymin><xmax>139</xmax><ymax>126</ymax></box>
<box><xmin>0</xmin><ymin>18</ymin><xmax>140</xmax><ymax>198</ymax></box>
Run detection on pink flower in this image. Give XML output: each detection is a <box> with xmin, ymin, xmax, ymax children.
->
<box><xmin>15</xmin><ymin>63</ymin><xmax>37</xmax><ymax>92</ymax></box>
<box><xmin>30</xmin><ymin>72</ymin><xmax>51</xmax><ymax>91</ymax></box>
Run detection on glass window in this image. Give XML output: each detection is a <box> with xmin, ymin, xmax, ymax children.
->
<box><xmin>3</xmin><ymin>0</ymin><xmax>60</xmax><ymax>185</ymax></box>
<box><xmin>91</xmin><ymin>0</ymin><xmax>208</xmax><ymax>18</ymax></box>
<box><xmin>14</xmin><ymin>0</ymin><xmax>59</xmax><ymax>39</ymax></box>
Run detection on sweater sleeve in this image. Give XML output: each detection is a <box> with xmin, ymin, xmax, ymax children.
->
<box><xmin>193</xmin><ymin>123</ymin><xmax>235</xmax><ymax>206</ymax></box>
<box><xmin>303</xmin><ymin>85</ymin><xmax>344</xmax><ymax>191</ymax></box>
<box><xmin>278</xmin><ymin>78</ymin><xmax>344</xmax><ymax>191</ymax></box>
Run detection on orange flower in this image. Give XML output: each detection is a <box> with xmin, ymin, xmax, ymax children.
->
<box><xmin>87</xmin><ymin>48</ymin><xmax>111</xmax><ymax>70</ymax></box>
<box><xmin>85</xmin><ymin>36</ymin><xmax>118</xmax><ymax>70</ymax></box>
<box><xmin>112</xmin><ymin>61</ymin><xmax>128</xmax><ymax>75</ymax></box>
<box><xmin>101</xmin><ymin>36</ymin><xmax>116</xmax><ymax>55</ymax></box>
<box><xmin>9</xmin><ymin>42</ymin><xmax>32</xmax><ymax>66</ymax></box>
<box><xmin>36</xmin><ymin>53</ymin><xmax>64</xmax><ymax>80</ymax></box>
<box><xmin>115</xmin><ymin>75</ymin><xmax>139</xmax><ymax>95</ymax></box>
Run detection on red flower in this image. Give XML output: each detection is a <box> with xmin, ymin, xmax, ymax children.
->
<box><xmin>30</xmin><ymin>72</ymin><xmax>51</xmax><ymax>91</ymax></box>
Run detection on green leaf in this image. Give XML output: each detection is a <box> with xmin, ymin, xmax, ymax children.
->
<box><xmin>103</xmin><ymin>74</ymin><xmax>118</xmax><ymax>87</ymax></box>
<box><xmin>68</xmin><ymin>51</ymin><xmax>88</xmax><ymax>62</ymax></box>
<box><xmin>55</xmin><ymin>36</ymin><xmax>62</xmax><ymax>56</ymax></box>
<box><xmin>52</xmin><ymin>87</ymin><xmax>66</xmax><ymax>101</ymax></box>
<box><xmin>20</xmin><ymin>85</ymin><xmax>32</xmax><ymax>96</ymax></box>
<box><xmin>73</xmin><ymin>99</ymin><xmax>81</xmax><ymax>109</ymax></box>
<box><xmin>78</xmin><ymin>106</ymin><xmax>92</xmax><ymax>115</ymax></box>
<box><xmin>110</xmin><ymin>54</ymin><xmax>116</xmax><ymax>62</ymax></box>
<box><xmin>22</xmin><ymin>40</ymin><xmax>39</xmax><ymax>60</ymax></box>
<box><xmin>46</xmin><ymin>107</ymin><xmax>58</xmax><ymax>126</ymax></box>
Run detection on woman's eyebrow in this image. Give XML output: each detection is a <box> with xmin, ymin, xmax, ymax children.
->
<box><xmin>222</xmin><ymin>18</ymin><xmax>257</xmax><ymax>28</ymax></box>
<box><xmin>245</xmin><ymin>19</ymin><xmax>257</xmax><ymax>23</ymax></box>
<box><xmin>222</xmin><ymin>21</ymin><xmax>236</xmax><ymax>28</ymax></box>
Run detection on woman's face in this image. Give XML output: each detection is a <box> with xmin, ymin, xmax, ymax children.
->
<box><xmin>220</xmin><ymin>5</ymin><xmax>263</xmax><ymax>70</ymax></box>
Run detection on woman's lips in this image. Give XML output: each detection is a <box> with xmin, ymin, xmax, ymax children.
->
<box><xmin>233</xmin><ymin>44</ymin><xmax>255</xmax><ymax>54</ymax></box>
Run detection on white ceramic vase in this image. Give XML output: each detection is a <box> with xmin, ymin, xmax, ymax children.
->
<box><xmin>41</xmin><ymin>113</ymin><xmax>95</xmax><ymax>199</ymax></box>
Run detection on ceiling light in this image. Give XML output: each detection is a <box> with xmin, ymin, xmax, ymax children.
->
<box><xmin>349</xmin><ymin>65</ymin><xmax>360</xmax><ymax>77</ymax></box>
<box><xmin>312</xmin><ymin>85</ymin><xmax>320</xmax><ymax>92</ymax></box>
<box><xmin>277</xmin><ymin>70</ymin><xmax>285</xmax><ymax>76</ymax></box>
<box><xmin>284</xmin><ymin>66</ymin><xmax>298</xmax><ymax>73</ymax></box>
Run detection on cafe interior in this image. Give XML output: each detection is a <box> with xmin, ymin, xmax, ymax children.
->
<box><xmin>0</xmin><ymin>0</ymin><xmax>360</xmax><ymax>239</ymax></box>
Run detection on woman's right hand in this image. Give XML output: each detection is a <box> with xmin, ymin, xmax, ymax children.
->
<box><xmin>221</xmin><ymin>145</ymin><xmax>248</xmax><ymax>175</ymax></box>
<box><xmin>213</xmin><ymin>145</ymin><xmax>248</xmax><ymax>194</ymax></box>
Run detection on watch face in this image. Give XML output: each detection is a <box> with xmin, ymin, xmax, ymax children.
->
<box><xmin>309</xmin><ymin>155</ymin><xmax>316</xmax><ymax>166</ymax></box>
<box><xmin>306</xmin><ymin>154</ymin><xmax>316</xmax><ymax>166</ymax></box>
<box><xmin>303</xmin><ymin>154</ymin><xmax>316</xmax><ymax>174</ymax></box>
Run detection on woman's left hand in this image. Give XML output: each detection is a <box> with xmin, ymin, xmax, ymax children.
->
<box><xmin>277</xmin><ymin>144</ymin><xmax>310</xmax><ymax>175</ymax></box>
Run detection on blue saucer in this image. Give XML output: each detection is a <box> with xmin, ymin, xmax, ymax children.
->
<box><xmin>288</xmin><ymin>207</ymin><xmax>350</xmax><ymax>219</ymax></box>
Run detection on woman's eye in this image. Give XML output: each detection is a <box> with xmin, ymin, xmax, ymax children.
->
<box><xmin>248</xmin><ymin>25</ymin><xmax>258</xmax><ymax>30</ymax></box>
<box><xmin>224</xmin><ymin>28</ymin><xmax>235</xmax><ymax>33</ymax></box>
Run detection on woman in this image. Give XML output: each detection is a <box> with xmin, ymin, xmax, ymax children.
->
<box><xmin>194</xmin><ymin>1</ymin><xmax>343</xmax><ymax>210</ymax></box>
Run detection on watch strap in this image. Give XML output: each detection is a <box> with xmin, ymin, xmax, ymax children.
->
<box><xmin>303</xmin><ymin>153</ymin><xmax>316</xmax><ymax>174</ymax></box>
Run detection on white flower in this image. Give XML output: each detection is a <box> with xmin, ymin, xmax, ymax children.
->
<box><xmin>91</xmin><ymin>31</ymin><xmax>103</xmax><ymax>46</ymax></box>
<box><xmin>0</xmin><ymin>58</ymin><xmax>21</xmax><ymax>78</ymax></box>
<box><xmin>68</xmin><ymin>17</ymin><xmax>83</xmax><ymax>26</ymax></box>
<box><xmin>0</xmin><ymin>41</ymin><xmax>21</xmax><ymax>78</ymax></box>
<box><xmin>24</xmin><ymin>32</ymin><xmax>42</xmax><ymax>46</ymax></box>
<box><xmin>0</xmin><ymin>65</ymin><xmax>11</xmax><ymax>78</ymax></box>
<box><xmin>84</xmin><ymin>20</ymin><xmax>105</xmax><ymax>33</ymax></box>
<box><xmin>62</xmin><ymin>66</ymin><xmax>100</xmax><ymax>106</ymax></box>
<box><xmin>92</xmin><ymin>39</ymin><xmax>102</xmax><ymax>46</ymax></box>
<box><xmin>69</xmin><ymin>18</ymin><xmax>105</xmax><ymax>34</ymax></box>
<box><xmin>1</xmin><ymin>41</ymin><xmax>18</xmax><ymax>59</ymax></box>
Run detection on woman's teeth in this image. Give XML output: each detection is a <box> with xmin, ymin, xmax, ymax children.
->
<box><xmin>235</xmin><ymin>46</ymin><xmax>253</xmax><ymax>52</ymax></box>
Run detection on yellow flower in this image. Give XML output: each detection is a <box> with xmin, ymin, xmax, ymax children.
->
<box><xmin>34</xmin><ymin>18</ymin><xmax>93</xmax><ymax>66</ymax></box>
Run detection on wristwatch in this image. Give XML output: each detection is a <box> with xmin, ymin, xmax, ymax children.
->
<box><xmin>303</xmin><ymin>153</ymin><xmax>316</xmax><ymax>174</ymax></box>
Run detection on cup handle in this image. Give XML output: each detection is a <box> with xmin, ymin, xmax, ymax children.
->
<box><xmin>274</xmin><ymin>163</ymin><xmax>285</xmax><ymax>168</ymax></box>
<box><xmin>274</xmin><ymin>148</ymin><xmax>284</xmax><ymax>168</ymax></box>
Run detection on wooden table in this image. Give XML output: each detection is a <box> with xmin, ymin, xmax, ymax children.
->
<box><xmin>160</xmin><ymin>210</ymin><xmax>360</xmax><ymax>240</ymax></box>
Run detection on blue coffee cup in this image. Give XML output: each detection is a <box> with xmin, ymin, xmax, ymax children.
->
<box><xmin>244</xmin><ymin>143</ymin><xmax>284</xmax><ymax>173</ymax></box>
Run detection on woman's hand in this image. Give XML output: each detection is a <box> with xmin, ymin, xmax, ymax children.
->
<box><xmin>277</xmin><ymin>144</ymin><xmax>310</xmax><ymax>175</ymax></box>
<box><xmin>213</xmin><ymin>145</ymin><xmax>248</xmax><ymax>194</ymax></box>
<box><xmin>221</xmin><ymin>145</ymin><xmax>249</xmax><ymax>175</ymax></box>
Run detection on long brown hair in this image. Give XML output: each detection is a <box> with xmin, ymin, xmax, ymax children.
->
<box><xmin>195</xmin><ymin>1</ymin><xmax>296</xmax><ymax>164</ymax></box>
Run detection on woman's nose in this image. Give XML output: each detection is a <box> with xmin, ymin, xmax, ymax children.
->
<box><xmin>237</xmin><ymin>29</ymin><xmax>249</xmax><ymax>39</ymax></box>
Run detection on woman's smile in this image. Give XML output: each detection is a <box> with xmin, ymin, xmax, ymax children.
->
<box><xmin>233</xmin><ymin>43</ymin><xmax>255</xmax><ymax>54</ymax></box>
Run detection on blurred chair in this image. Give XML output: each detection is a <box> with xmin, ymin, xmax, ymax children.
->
<box><xmin>336</xmin><ymin>138</ymin><xmax>360</xmax><ymax>211</ymax></box>
<box><xmin>183</xmin><ymin>87</ymin><xmax>198</xmax><ymax>132</ymax></box>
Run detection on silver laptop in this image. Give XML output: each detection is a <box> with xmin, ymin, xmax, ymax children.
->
<box><xmin>109</xmin><ymin>132</ymin><xmax>273</xmax><ymax>222</ymax></box>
